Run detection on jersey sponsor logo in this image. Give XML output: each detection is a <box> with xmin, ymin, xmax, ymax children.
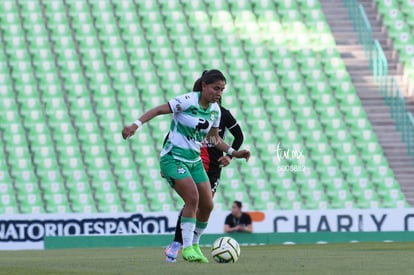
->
<box><xmin>195</xmin><ymin>119</ymin><xmax>209</xmax><ymax>131</ymax></box>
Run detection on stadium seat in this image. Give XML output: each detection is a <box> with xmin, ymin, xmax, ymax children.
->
<box><xmin>373</xmin><ymin>0</ymin><xmax>414</xmax><ymax>84</ymax></box>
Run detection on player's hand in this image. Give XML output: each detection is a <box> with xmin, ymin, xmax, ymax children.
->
<box><xmin>218</xmin><ymin>155</ymin><xmax>231</xmax><ymax>167</ymax></box>
<box><xmin>232</xmin><ymin>149</ymin><xmax>251</xmax><ymax>161</ymax></box>
<box><xmin>122</xmin><ymin>124</ymin><xmax>138</xmax><ymax>140</ymax></box>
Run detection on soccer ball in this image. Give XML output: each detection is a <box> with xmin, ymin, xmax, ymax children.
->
<box><xmin>211</xmin><ymin>236</ymin><xmax>240</xmax><ymax>263</ymax></box>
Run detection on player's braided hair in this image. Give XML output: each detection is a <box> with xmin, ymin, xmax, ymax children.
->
<box><xmin>192</xmin><ymin>69</ymin><xmax>226</xmax><ymax>92</ymax></box>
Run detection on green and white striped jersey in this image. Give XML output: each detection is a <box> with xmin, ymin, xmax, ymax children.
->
<box><xmin>161</xmin><ymin>92</ymin><xmax>221</xmax><ymax>162</ymax></box>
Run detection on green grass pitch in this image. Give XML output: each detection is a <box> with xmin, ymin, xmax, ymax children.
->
<box><xmin>0</xmin><ymin>242</ymin><xmax>414</xmax><ymax>274</ymax></box>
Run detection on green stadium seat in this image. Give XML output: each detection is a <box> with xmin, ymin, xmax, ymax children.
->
<box><xmin>19</xmin><ymin>192</ymin><xmax>45</xmax><ymax>214</ymax></box>
<box><xmin>329</xmin><ymin>189</ymin><xmax>354</xmax><ymax>209</ymax></box>
<box><xmin>124</xmin><ymin>192</ymin><xmax>150</xmax><ymax>212</ymax></box>
<box><xmin>0</xmin><ymin>194</ymin><xmax>19</xmax><ymax>214</ymax></box>
<box><xmin>278</xmin><ymin>193</ymin><xmax>303</xmax><ymax>210</ymax></box>
<box><xmin>303</xmin><ymin>190</ymin><xmax>329</xmax><ymax>210</ymax></box>
<box><xmin>149</xmin><ymin>200</ymin><xmax>177</xmax><ymax>212</ymax></box>
<box><xmin>0</xmin><ymin>178</ymin><xmax>19</xmax><ymax>214</ymax></box>
<box><xmin>212</xmin><ymin>192</ymin><xmax>228</xmax><ymax>211</ymax></box>
<box><xmin>373</xmin><ymin>0</ymin><xmax>414</xmax><ymax>84</ymax></box>
<box><xmin>95</xmin><ymin>192</ymin><xmax>123</xmax><ymax>213</ymax></box>
<box><xmin>355</xmin><ymin>189</ymin><xmax>380</xmax><ymax>209</ymax></box>
<box><xmin>71</xmin><ymin>192</ymin><xmax>98</xmax><ymax>213</ymax></box>
<box><xmin>44</xmin><ymin>190</ymin><xmax>70</xmax><ymax>213</ymax></box>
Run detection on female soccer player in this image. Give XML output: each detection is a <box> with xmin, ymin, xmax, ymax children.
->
<box><xmin>122</xmin><ymin>70</ymin><xmax>250</xmax><ymax>263</ymax></box>
<box><xmin>164</xmin><ymin>84</ymin><xmax>244</xmax><ymax>262</ymax></box>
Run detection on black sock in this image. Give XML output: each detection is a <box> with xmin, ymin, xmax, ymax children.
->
<box><xmin>173</xmin><ymin>207</ymin><xmax>184</xmax><ymax>244</ymax></box>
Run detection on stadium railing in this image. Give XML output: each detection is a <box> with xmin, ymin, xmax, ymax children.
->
<box><xmin>358</xmin><ymin>4</ymin><xmax>373</xmax><ymax>62</ymax></box>
<box><xmin>373</xmin><ymin>40</ymin><xmax>388</xmax><ymax>97</ymax></box>
<box><xmin>344</xmin><ymin>0</ymin><xmax>414</xmax><ymax>165</ymax></box>
<box><xmin>344</xmin><ymin>0</ymin><xmax>358</xmax><ymax>30</ymax></box>
<box><xmin>388</xmin><ymin>77</ymin><xmax>406</xmax><ymax>132</ymax></box>
<box><xmin>345</xmin><ymin>1</ymin><xmax>372</xmax><ymax>61</ymax></box>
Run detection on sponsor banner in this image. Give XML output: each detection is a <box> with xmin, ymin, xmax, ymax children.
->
<box><xmin>1</xmin><ymin>209</ymin><xmax>414</xmax><ymax>250</ymax></box>
<box><xmin>254</xmin><ymin>209</ymin><xmax>414</xmax><ymax>233</ymax></box>
<box><xmin>0</xmin><ymin>213</ymin><xmax>178</xmax><ymax>245</ymax></box>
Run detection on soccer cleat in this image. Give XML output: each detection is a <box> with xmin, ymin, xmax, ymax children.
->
<box><xmin>192</xmin><ymin>244</ymin><xmax>209</xmax><ymax>263</ymax></box>
<box><xmin>165</xmin><ymin>257</ymin><xmax>176</xmax><ymax>263</ymax></box>
<box><xmin>164</xmin><ymin>241</ymin><xmax>181</xmax><ymax>262</ymax></box>
<box><xmin>182</xmin><ymin>246</ymin><xmax>203</xmax><ymax>262</ymax></box>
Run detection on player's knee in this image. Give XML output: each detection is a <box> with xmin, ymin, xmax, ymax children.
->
<box><xmin>201</xmin><ymin>199</ymin><xmax>214</xmax><ymax>214</ymax></box>
<box><xmin>206</xmin><ymin>200</ymin><xmax>214</xmax><ymax>213</ymax></box>
<box><xmin>184</xmin><ymin>194</ymin><xmax>199</xmax><ymax>209</ymax></box>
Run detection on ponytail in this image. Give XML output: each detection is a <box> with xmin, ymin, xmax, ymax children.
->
<box><xmin>192</xmin><ymin>78</ymin><xmax>202</xmax><ymax>91</ymax></box>
<box><xmin>192</xmin><ymin>69</ymin><xmax>226</xmax><ymax>92</ymax></box>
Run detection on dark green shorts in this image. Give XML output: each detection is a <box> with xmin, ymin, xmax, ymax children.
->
<box><xmin>160</xmin><ymin>153</ymin><xmax>209</xmax><ymax>187</ymax></box>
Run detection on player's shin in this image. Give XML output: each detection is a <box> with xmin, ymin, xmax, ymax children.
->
<box><xmin>180</xmin><ymin>217</ymin><xmax>196</xmax><ymax>248</ymax></box>
<box><xmin>192</xmin><ymin>220</ymin><xmax>208</xmax><ymax>245</ymax></box>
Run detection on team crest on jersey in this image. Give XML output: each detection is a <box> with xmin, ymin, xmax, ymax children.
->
<box><xmin>177</xmin><ymin>166</ymin><xmax>186</xmax><ymax>174</ymax></box>
<box><xmin>210</xmin><ymin>111</ymin><xmax>218</xmax><ymax>121</ymax></box>
<box><xmin>176</xmin><ymin>104</ymin><xmax>182</xmax><ymax>111</ymax></box>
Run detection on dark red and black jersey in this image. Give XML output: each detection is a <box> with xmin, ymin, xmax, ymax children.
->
<box><xmin>201</xmin><ymin>106</ymin><xmax>244</xmax><ymax>181</ymax></box>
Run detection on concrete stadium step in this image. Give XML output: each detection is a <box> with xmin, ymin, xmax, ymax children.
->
<box><xmin>340</xmin><ymin>50</ymin><xmax>397</xmax><ymax>61</ymax></box>
<box><xmin>330</xmin><ymin>31</ymin><xmax>388</xmax><ymax>38</ymax></box>
<box><xmin>350</xmin><ymin>75</ymin><xmax>405</xmax><ymax>83</ymax></box>
<box><xmin>333</xmin><ymin>37</ymin><xmax>390</xmax><ymax>46</ymax></box>
<box><xmin>344</xmin><ymin>66</ymin><xmax>400</xmax><ymax>74</ymax></box>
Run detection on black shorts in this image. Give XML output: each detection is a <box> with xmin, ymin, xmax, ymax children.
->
<box><xmin>209</xmin><ymin>176</ymin><xmax>220</xmax><ymax>193</ymax></box>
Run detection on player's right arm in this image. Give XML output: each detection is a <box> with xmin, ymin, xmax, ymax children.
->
<box><xmin>122</xmin><ymin>103</ymin><xmax>172</xmax><ymax>139</ymax></box>
<box><xmin>122</xmin><ymin>93</ymin><xmax>192</xmax><ymax>140</ymax></box>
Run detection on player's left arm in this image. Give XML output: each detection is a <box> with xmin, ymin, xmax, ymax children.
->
<box><xmin>228</xmin><ymin>124</ymin><xmax>243</xmax><ymax>150</ymax></box>
<box><xmin>218</xmin><ymin>108</ymin><xmax>245</xmax><ymax>165</ymax></box>
<box><xmin>207</xmin><ymin>127</ymin><xmax>250</xmax><ymax>161</ymax></box>
<box><xmin>225</xmin><ymin>108</ymin><xmax>244</xmax><ymax>151</ymax></box>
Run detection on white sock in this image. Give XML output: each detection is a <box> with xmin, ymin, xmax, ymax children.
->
<box><xmin>181</xmin><ymin>218</ymin><xmax>196</xmax><ymax>249</ymax></box>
